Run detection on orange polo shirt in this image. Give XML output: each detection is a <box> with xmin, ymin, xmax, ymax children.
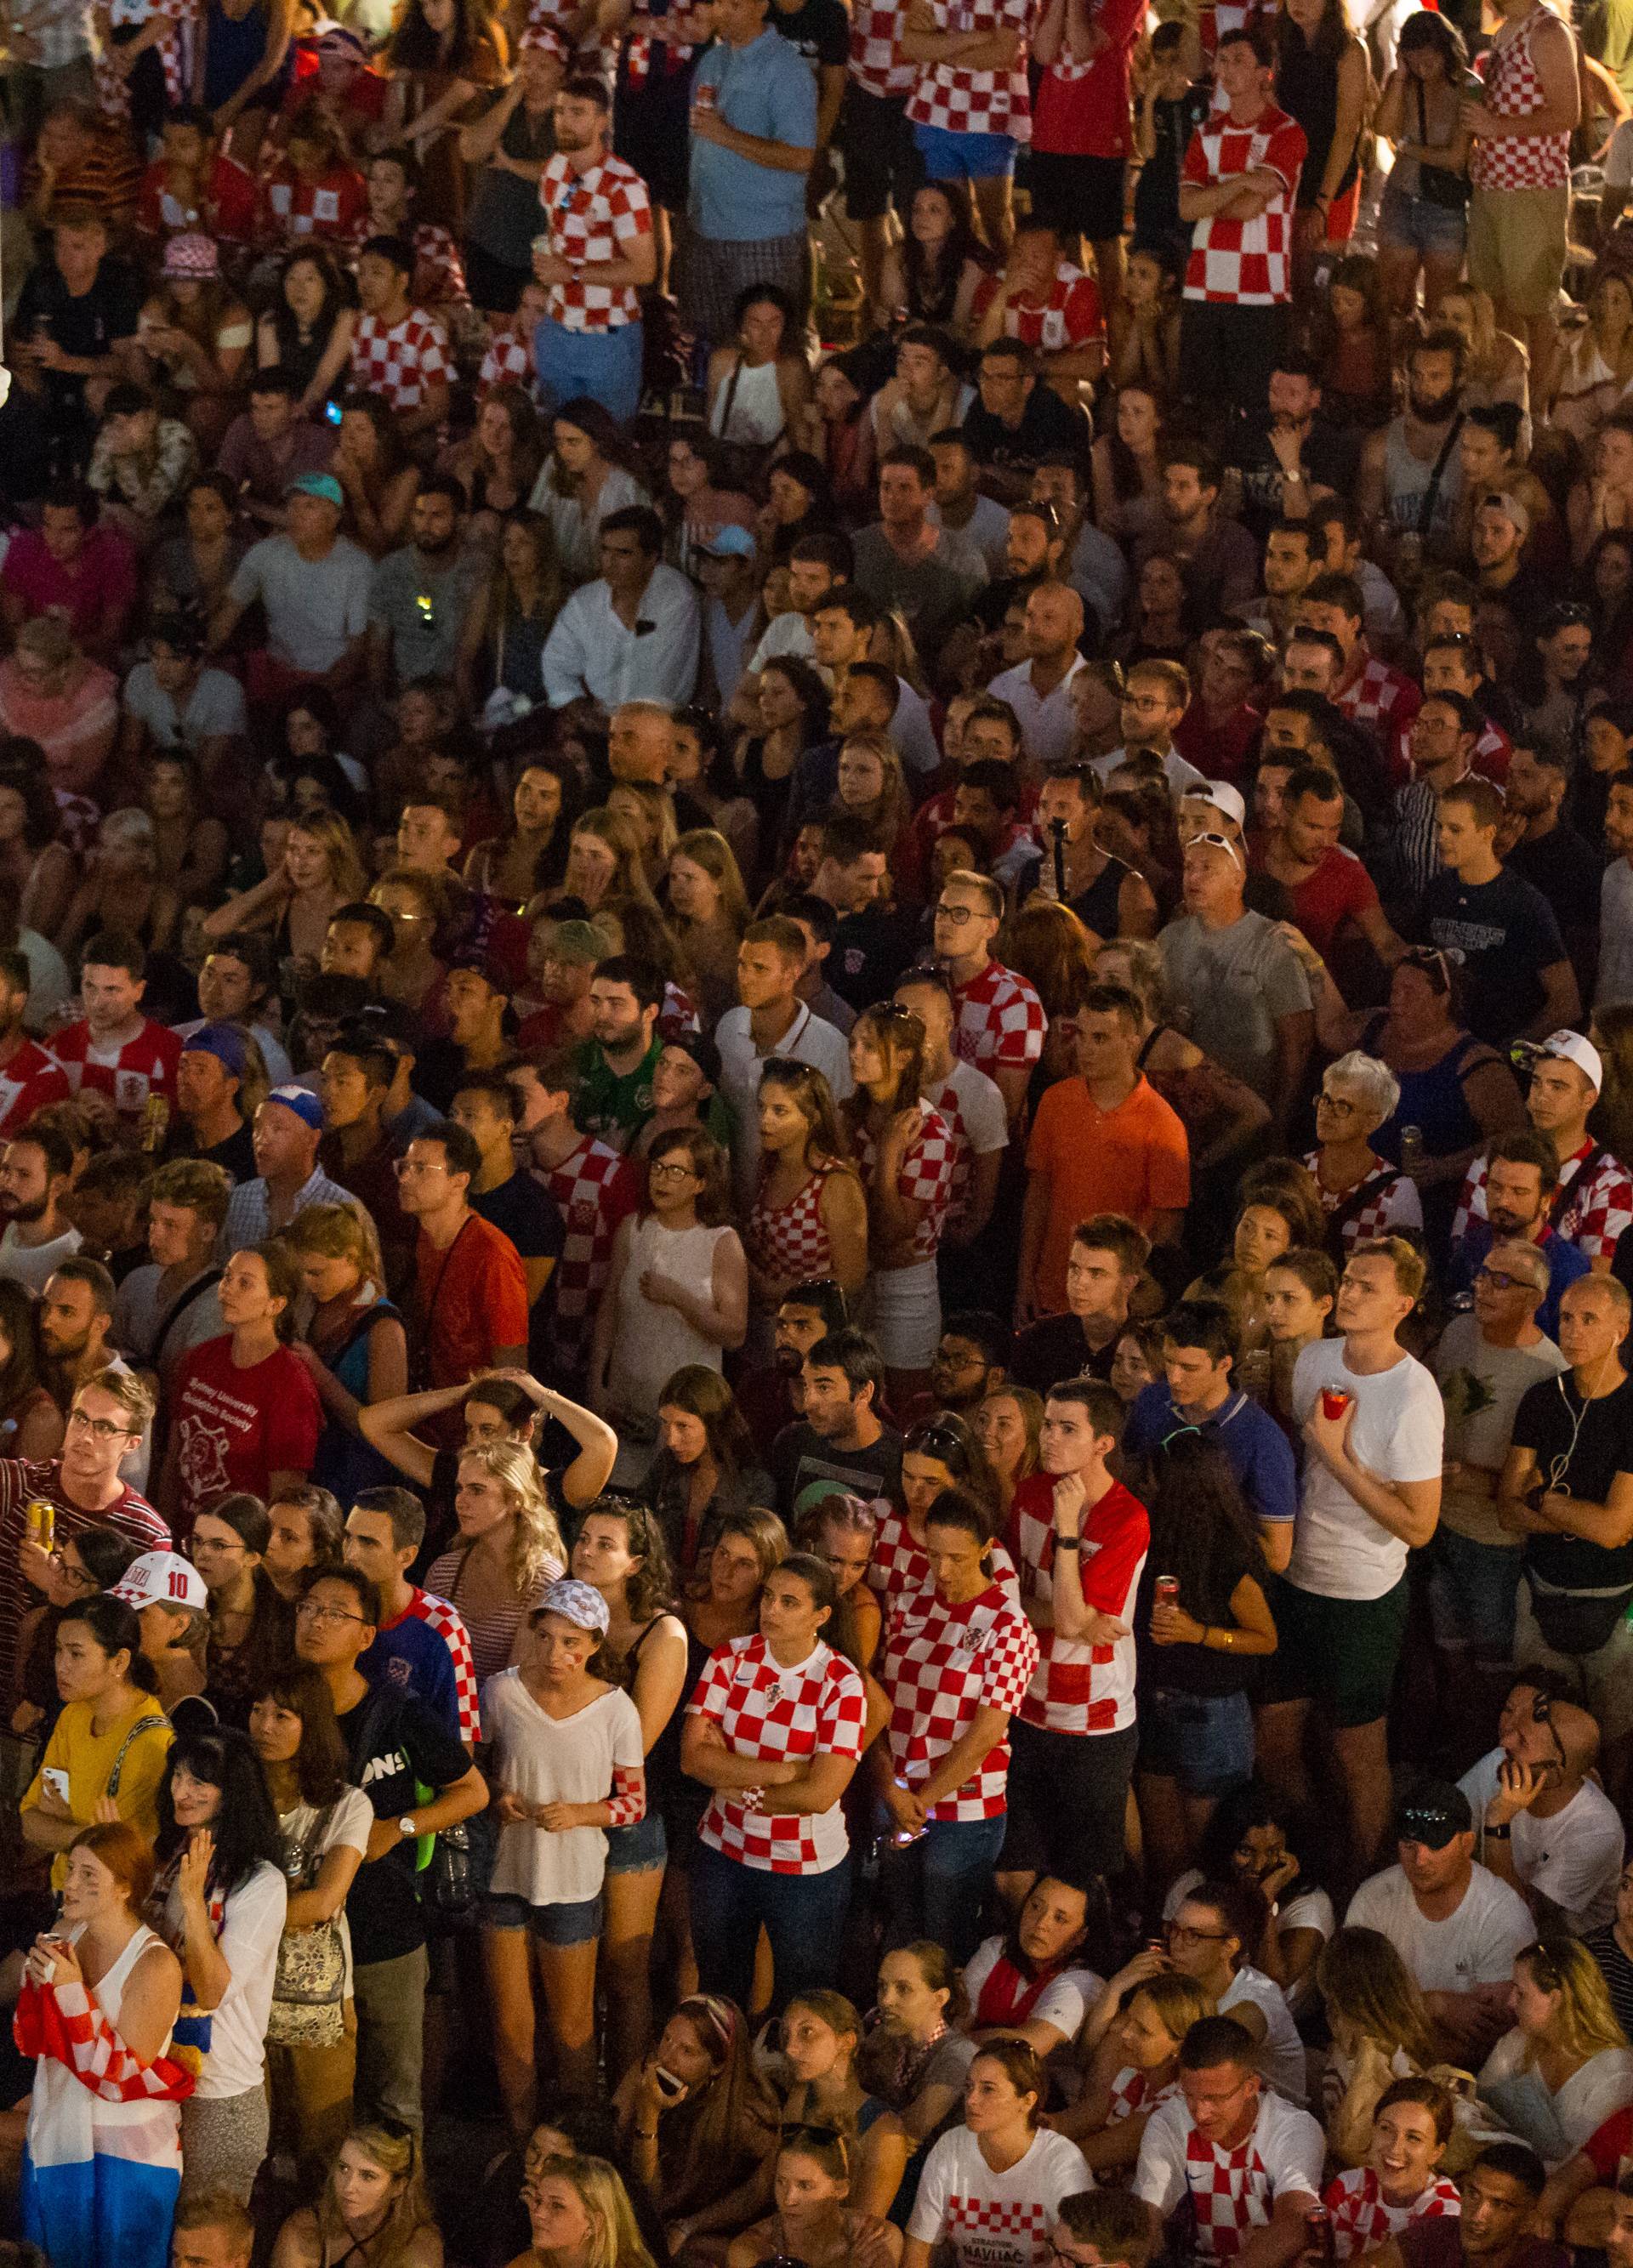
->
<box><xmin>1024</xmin><ymin>1073</ymin><xmax>1191</xmax><ymax>1312</ymax></box>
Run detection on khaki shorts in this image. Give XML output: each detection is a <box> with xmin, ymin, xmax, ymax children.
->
<box><xmin>1467</xmin><ymin>183</ymin><xmax>1569</xmax><ymax>318</ymax></box>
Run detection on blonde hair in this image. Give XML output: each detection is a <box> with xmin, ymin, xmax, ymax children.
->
<box><xmin>1519</xmin><ymin>1936</ymin><xmax>1630</xmax><ymax>2066</ymax></box>
<box><xmin>1130</xmin><ymin>1971</ymin><xmax>1215</xmax><ymax>2044</ymax></box>
<box><xmin>74</xmin><ymin>1365</ymin><xmax>155</xmax><ymax>1438</ymax></box>
<box><xmin>290</xmin><ymin>807</ymin><xmax>369</xmax><ymax>901</ymax></box>
<box><xmin>572</xmin><ymin>807</ymin><xmax>663</xmax><ymax>915</ymax></box>
<box><xmin>456</xmin><ymin>1438</ymin><xmax>565</xmax><ymax>1594</ymax></box>
<box><xmin>608</xmin><ymin>778</ymin><xmax>679</xmax><ymax>871</ymax></box>
<box><xmin>287</xmin><ymin>1198</ymin><xmax>384</xmax><ymax>1292</ymax></box>
<box><xmin>1317</xmin><ymin>1928</ymin><xmax>1439</xmax><ymax>2071</ymax></box>
<box><xmin>672</xmin><ymin>827</ymin><xmax>750</xmax><ymax>935</ymax></box>
<box><xmin>98</xmin><ymin>808</ymin><xmax>161</xmax><ymax>877</ymax></box>
<box><xmin>318</xmin><ymin>2124</ymin><xmax>437</xmax><ymax>2268</ymax></box>
<box><xmin>532</xmin><ymin>2156</ymin><xmax>656</xmax><ymax>2268</ymax></box>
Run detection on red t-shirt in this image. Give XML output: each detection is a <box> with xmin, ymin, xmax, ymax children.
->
<box><xmin>1283</xmin><ymin>845</ymin><xmax>1380</xmax><ymax>959</ymax></box>
<box><xmin>139</xmin><ymin>153</ymin><xmax>259</xmax><ymax>242</ymax></box>
<box><xmin>1173</xmin><ymin>700</ymin><xmax>1264</xmax><ymax>782</ymax></box>
<box><xmin>170</xmin><ymin>1335</ymin><xmax>322</xmax><ymax>1530</ymax></box>
<box><xmin>972</xmin><ymin>264</ymin><xmax>1105</xmax><ymax>355</ymax></box>
<box><xmin>411</xmin><ymin>1211</ymin><xmax>530</xmax><ymax>1395</ymax></box>
<box><xmin>1030</xmin><ymin>0</ymin><xmax>1144</xmax><ymax>156</ymax></box>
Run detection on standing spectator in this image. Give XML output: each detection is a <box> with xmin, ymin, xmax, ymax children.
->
<box><xmin>1258</xmin><ymin>1239</ymin><xmax>1442</xmax><ymax>1884</ymax></box>
<box><xmin>397</xmin><ymin>1124</ymin><xmax>529</xmax><ymax>1402</ymax></box>
<box><xmin>0</xmin><ymin>1126</ymin><xmax>85</xmax><ymax>1295</ymax></box>
<box><xmin>1177</xmin><ymin>26</ymin><xmax>1307</xmax><ymax>415</ymax></box>
<box><xmin>1454</xmin><ymin>1032</ymin><xmax>1633</xmax><ymax>1275</ymax></box>
<box><xmin>533</xmin><ymin>77</ymin><xmax>657</xmax><ymax>425</ymax></box>
<box><xmin>348</xmin><ymin>236</ymin><xmax>452</xmax><ymax>443</ymax></box>
<box><xmin>345</xmin><ymin>1487</ymin><xmax>480</xmax><ymax>1742</ymax></box>
<box><xmin>162</xmin><ymin>1244</ymin><xmax>321</xmax><ymax>1532</ymax></box>
<box><xmin>1417</xmin><ymin>779</ymin><xmax>1579</xmax><ymax>1047</ymax></box>
<box><xmin>933</xmin><ymin>871</ymin><xmax>1046</xmax><ymax>1128</ymax></box>
<box><xmin>220</xmin><ymin>1088</ymin><xmax>353</xmax><ymax>1253</ymax></box>
<box><xmin>683</xmin><ymin>0</ymin><xmax>817</xmax><ymax>348</ymax></box>
<box><xmin>1462</xmin><ymin>0</ymin><xmax>1578</xmax><ymax>402</ymax></box>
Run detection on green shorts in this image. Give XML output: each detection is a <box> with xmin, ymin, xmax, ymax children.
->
<box><xmin>1261</xmin><ymin>1573</ymin><xmax>1410</xmax><ymax>1729</ymax></box>
<box><xmin>1466</xmin><ymin>183</ymin><xmax>1569</xmax><ymax>320</ymax></box>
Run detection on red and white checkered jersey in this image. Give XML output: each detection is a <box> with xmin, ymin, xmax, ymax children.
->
<box><xmin>949</xmin><ymin>958</ymin><xmax>1046</xmax><ymax>1083</ymax></box>
<box><xmin>1470</xmin><ymin>7</ymin><xmax>1572</xmax><ymax>191</ymax></box>
<box><xmin>480</xmin><ymin>325</ymin><xmax>536</xmax><ymax>394</ymax></box>
<box><xmin>880</xmin><ymin>1582</ymin><xmax>1038</xmax><ymax>1818</ymax></box>
<box><xmin>852</xmin><ymin>1100</ymin><xmax>956</xmax><ymax>1262</ymax></box>
<box><xmin>1007</xmin><ymin>1474</ymin><xmax>1149</xmax><ymax>1735</ymax></box>
<box><xmin>1323</xmin><ymin>2169</ymin><xmax>1461</xmax><ymax>2262</ymax></box>
<box><xmin>52</xmin><ymin>1019</ymin><xmax>183</xmax><ymax>1128</ymax></box>
<box><xmin>349</xmin><ymin>306</ymin><xmax>452</xmax><ymax>412</ymax></box>
<box><xmin>851</xmin><ymin>0</ymin><xmax>914</xmax><ymax>96</ymax></box>
<box><xmin>1181</xmin><ymin>103</ymin><xmax>1306</xmax><ymax>306</ymax></box>
<box><xmin>688</xmin><ymin>1633</ymin><xmax>867</xmax><ymax>1873</ymax></box>
<box><xmin>259</xmin><ymin>160</ymin><xmax>368</xmax><ymax>246</ymax></box>
<box><xmin>536</xmin><ymin>153</ymin><xmax>653</xmax><ymax>332</ymax></box>
<box><xmin>975</xmin><ymin>263</ymin><xmax>1105</xmax><ymax>355</ymax></box>
<box><xmin>1337</xmin><ymin>653</ymin><xmax>1422</xmax><ymax>736</ymax></box>
<box><xmin>1453</xmin><ymin>1138</ymin><xmax>1633</xmax><ymax>1265</ymax></box>
<box><xmin>409</xmin><ymin>1587</ymin><xmax>481</xmax><ymax>1746</ymax></box>
<box><xmin>1110</xmin><ymin>2065</ymin><xmax>1184</xmax><ymax>2122</ymax></box>
<box><xmin>909</xmin><ymin>2123</ymin><xmax>1095</xmax><ymax>2268</ymax></box>
<box><xmin>0</xmin><ymin>1039</ymin><xmax>71</xmax><ymax>1140</ymax></box>
<box><xmin>925</xmin><ymin>1060</ymin><xmax>1009</xmax><ymax>1236</ymax></box>
<box><xmin>538</xmin><ymin>1135</ymin><xmax>640</xmax><ymax>1361</ymax></box>
<box><xmin>1302</xmin><ymin>1153</ymin><xmax>1423</xmax><ymax>1253</ymax></box>
<box><xmin>747</xmin><ymin>1159</ymin><xmax>848</xmax><ymax>1287</ymax></box>
<box><xmin>868</xmin><ymin>1503</ymin><xmax>1021</xmax><ymax>1610</ymax></box>
<box><xmin>401</xmin><ymin>220</ymin><xmax>469</xmax><ymax>307</ymax></box>
<box><xmin>1131</xmin><ymin>2095</ymin><xmax>1324</xmax><ymax>2261</ymax></box>
<box><xmin>905</xmin><ymin>0</ymin><xmax>1032</xmax><ymax>140</ymax></box>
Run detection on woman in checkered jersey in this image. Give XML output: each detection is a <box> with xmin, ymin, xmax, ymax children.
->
<box><xmin>1322</xmin><ymin>2077</ymin><xmax>1462</xmax><ymax>2260</ymax></box>
<box><xmin>679</xmin><ymin>1552</ymin><xmax>869</xmax><ymax>2021</ymax></box>
<box><xmin>745</xmin><ymin>1065</ymin><xmax>869</xmax><ymax>1350</ymax></box>
<box><xmin>845</xmin><ymin>1007</ymin><xmax>958</xmax><ymax>1409</ymax></box>
<box><xmin>902</xmin><ymin>2038</ymin><xmax>1093</xmax><ymax>2268</ymax></box>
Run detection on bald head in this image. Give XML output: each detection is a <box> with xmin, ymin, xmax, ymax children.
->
<box><xmin>1026</xmin><ymin>581</ymin><xmax>1085</xmax><ymax>663</ymax></box>
<box><xmin>1549</xmin><ymin>1699</ymin><xmax>1601</xmax><ymax>1781</ymax></box>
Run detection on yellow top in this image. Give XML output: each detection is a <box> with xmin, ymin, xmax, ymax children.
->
<box><xmin>24</xmin><ymin>1695</ymin><xmax>174</xmax><ymax>1890</ymax></box>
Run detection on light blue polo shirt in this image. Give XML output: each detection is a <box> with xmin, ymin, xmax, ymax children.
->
<box><xmin>688</xmin><ymin>26</ymin><xmax>816</xmax><ymax>242</ymax></box>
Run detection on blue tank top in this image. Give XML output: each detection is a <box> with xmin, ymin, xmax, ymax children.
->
<box><xmin>202</xmin><ymin>0</ymin><xmax>292</xmax><ymax>110</ymax></box>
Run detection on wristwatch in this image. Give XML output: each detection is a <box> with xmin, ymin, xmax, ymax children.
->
<box><xmin>1055</xmin><ymin>1535</ymin><xmax>1082</xmax><ymax>1550</ymax></box>
<box><xmin>398</xmin><ymin>1813</ymin><xmax>419</xmax><ymax>1838</ymax></box>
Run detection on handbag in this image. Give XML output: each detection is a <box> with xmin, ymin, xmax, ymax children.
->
<box><xmin>1526</xmin><ymin>1578</ymin><xmax>1633</xmax><ymax>1657</ymax></box>
<box><xmin>267</xmin><ymin>1803</ymin><xmax>347</xmax><ymax>2047</ymax></box>
<box><xmin>1416</xmin><ymin>79</ymin><xmax>1471</xmax><ymax>209</ymax></box>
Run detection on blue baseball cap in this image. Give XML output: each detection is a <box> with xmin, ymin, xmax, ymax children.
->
<box><xmin>265</xmin><ymin>1083</ymin><xmax>325</xmax><ymax>1133</ymax></box>
<box><xmin>183</xmin><ymin>1022</ymin><xmax>249</xmax><ymax>1077</ymax></box>
<box><xmin>698</xmin><ymin>525</ymin><xmax>755</xmax><ymax>560</ymax></box>
<box><xmin>287</xmin><ymin>471</ymin><xmax>344</xmax><ymax>508</ymax></box>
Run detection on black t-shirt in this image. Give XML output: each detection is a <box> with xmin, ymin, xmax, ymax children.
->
<box><xmin>1419</xmin><ymin>867</ymin><xmax>1568</xmax><ymax>1047</ymax></box>
<box><xmin>963</xmin><ymin>388</ymin><xmax>1087</xmax><ymax>475</ymax></box>
<box><xmin>768</xmin><ymin>0</ymin><xmax>849</xmax><ymax>69</ymax></box>
<box><xmin>1009</xmin><ymin>1313</ymin><xmax>1118</xmax><ymax>1395</ymax></box>
<box><xmin>770</xmin><ymin>1421</ymin><xmax>904</xmax><ymax>1517</ymax></box>
<box><xmin>1511</xmin><ymin>1368</ymin><xmax>1633</xmax><ymax>1590</ymax></box>
<box><xmin>829</xmin><ymin>905</ymin><xmax>923</xmax><ymax>1011</ymax></box>
<box><xmin>470</xmin><ymin>1170</ymin><xmax>566</xmax><ymax>1274</ymax></box>
<box><xmin>1133</xmin><ymin>86</ymin><xmax>1213</xmax><ymax>239</ymax></box>
<box><xmin>337</xmin><ymin>1681</ymin><xmax>473</xmax><ymax>1965</ymax></box>
<box><xmin>168</xmin><ymin>1119</ymin><xmax>257</xmax><ymax>1182</ymax></box>
<box><xmin>1509</xmin><ymin>822</ymin><xmax>1602</xmax><ymax>941</ymax></box>
<box><xmin>1232</xmin><ymin>411</ymin><xmax>1359</xmax><ymax>542</ymax></box>
<box><xmin>15</xmin><ymin>256</ymin><xmax>142</xmax><ymax>411</ymax></box>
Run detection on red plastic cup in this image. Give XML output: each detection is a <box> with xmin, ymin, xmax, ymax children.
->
<box><xmin>1320</xmin><ymin>1387</ymin><xmax>1352</xmax><ymax>1423</ymax></box>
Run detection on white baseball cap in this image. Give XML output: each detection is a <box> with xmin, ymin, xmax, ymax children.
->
<box><xmin>1539</xmin><ymin>1029</ymin><xmax>1603</xmax><ymax>1095</ymax></box>
<box><xmin>1201</xmin><ymin>780</ymin><xmax>1248</xmax><ymax>830</ymax></box>
<box><xmin>111</xmin><ymin>1550</ymin><xmax>208</xmax><ymax>1614</ymax></box>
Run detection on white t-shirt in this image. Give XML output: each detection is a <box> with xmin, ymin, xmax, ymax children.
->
<box><xmin>1458</xmin><ymin>1749</ymin><xmax>1626</xmax><ymax>1935</ymax></box>
<box><xmin>1162</xmin><ymin>1868</ymin><xmax>1335</xmax><ymax>2018</ymax></box>
<box><xmin>163</xmin><ymin>1858</ymin><xmax>287</xmax><ymax>2099</ymax></box>
<box><xmin>482</xmin><ymin>1670</ymin><xmax>644</xmax><ymax>1906</ymax></box>
<box><xmin>1346</xmin><ymin>1862</ymin><xmax>1534</xmax><ymax>1996</ymax></box>
<box><xmin>964</xmin><ymin>1935</ymin><xmax>1103</xmax><ymax>2045</ymax></box>
<box><xmin>1132</xmin><ymin>2091</ymin><xmax>1323</xmax><ymax>2258</ymax></box>
<box><xmin>1221</xmin><ymin>1966</ymin><xmax>1308</xmax><ymax>2106</ymax></box>
<box><xmin>1287</xmin><ymin>1341</ymin><xmax>1444</xmax><ymax>1600</ymax></box>
<box><xmin>0</xmin><ymin>1221</ymin><xmax>83</xmax><ymax>1296</ymax></box>
<box><xmin>278</xmin><ymin>1787</ymin><xmax>373</xmax><ymax>1990</ymax></box>
<box><xmin>908</xmin><ymin>2123</ymin><xmax>1094</xmax><ymax>2268</ymax></box>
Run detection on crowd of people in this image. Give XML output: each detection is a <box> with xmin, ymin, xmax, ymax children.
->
<box><xmin>13</xmin><ymin>0</ymin><xmax>1633</xmax><ymax>2259</ymax></box>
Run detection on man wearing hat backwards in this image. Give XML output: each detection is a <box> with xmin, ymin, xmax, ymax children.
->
<box><xmin>208</xmin><ymin>468</ymin><xmax>372</xmax><ymax>705</ymax></box>
<box><xmin>221</xmin><ymin>1086</ymin><xmax>354</xmax><ymax>1255</ymax></box>
<box><xmin>1347</xmin><ymin>1777</ymin><xmax>1535</xmax><ymax>2066</ymax></box>
<box><xmin>1454</xmin><ymin>1032</ymin><xmax>1633</xmax><ymax>1275</ymax></box>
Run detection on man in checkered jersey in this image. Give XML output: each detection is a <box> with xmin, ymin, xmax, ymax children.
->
<box><xmin>1175</xmin><ymin>22</ymin><xmax>1306</xmax><ymax>417</ymax></box>
<box><xmin>508</xmin><ymin>1052</ymin><xmax>639</xmax><ymax>1381</ymax></box>
<box><xmin>532</xmin><ymin>77</ymin><xmax>657</xmax><ymax>428</ymax></box>
<box><xmin>350</xmin><ymin>233</ymin><xmax>452</xmax><ymax>442</ymax></box>
<box><xmin>347</xmin><ymin>1487</ymin><xmax>481</xmax><ymax>1747</ymax></box>
<box><xmin>932</xmin><ymin>869</ymin><xmax>1046</xmax><ymax>1128</ymax></box>
<box><xmin>1131</xmin><ymin>2015</ymin><xmax>1323</xmax><ymax>2265</ymax></box>
<box><xmin>1453</xmin><ymin>1031</ymin><xmax>1633</xmax><ymax>1274</ymax></box>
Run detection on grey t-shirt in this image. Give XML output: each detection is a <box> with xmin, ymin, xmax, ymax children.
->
<box><xmin>367</xmin><ymin>545</ymin><xmax>482</xmax><ymax>685</ymax></box>
<box><xmin>1158</xmin><ymin>911</ymin><xmax>1312</xmax><ymax>1091</ymax></box>
<box><xmin>1434</xmin><ymin>1313</ymin><xmax>1568</xmax><ymax>1547</ymax></box>
<box><xmin>230</xmin><ymin>533</ymin><xmax>373</xmax><ymax>675</ymax></box>
<box><xmin>122</xmin><ymin>661</ymin><xmax>248</xmax><ymax>752</ymax></box>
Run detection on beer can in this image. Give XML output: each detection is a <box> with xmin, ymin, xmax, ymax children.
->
<box><xmin>26</xmin><ymin>1501</ymin><xmax>55</xmax><ymax>1554</ymax></box>
<box><xmin>1155</xmin><ymin>1575</ymin><xmax>1180</xmax><ymax>1606</ymax></box>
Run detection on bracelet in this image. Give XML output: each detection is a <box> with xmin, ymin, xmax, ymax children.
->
<box><xmin>1484</xmin><ymin>1820</ymin><xmax>1512</xmax><ymax>1839</ymax></box>
<box><xmin>1055</xmin><ymin>1535</ymin><xmax>1082</xmax><ymax>1551</ymax></box>
<box><xmin>635</xmin><ymin>2129</ymin><xmax>658</xmax><ymax>2140</ymax></box>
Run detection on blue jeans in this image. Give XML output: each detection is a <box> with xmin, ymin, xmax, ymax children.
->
<box><xmin>1137</xmin><ymin>1687</ymin><xmax>1255</xmax><ymax>1797</ymax></box>
<box><xmin>532</xmin><ymin>315</ymin><xmax>646</xmax><ymax>425</ymax></box>
<box><xmin>689</xmin><ymin>1839</ymin><xmax>851</xmax><ymax>2018</ymax></box>
<box><xmin>879</xmin><ymin>1810</ymin><xmax>1006</xmax><ymax>1966</ymax></box>
<box><xmin>1428</xmin><ymin>1527</ymin><xmax>1523</xmax><ymax>1657</ymax></box>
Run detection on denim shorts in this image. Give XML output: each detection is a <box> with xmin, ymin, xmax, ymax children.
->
<box><xmin>1426</xmin><ymin>1527</ymin><xmax>1522</xmax><ymax>1657</ymax></box>
<box><xmin>1137</xmin><ymin>1686</ymin><xmax>1255</xmax><ymax>1796</ymax></box>
<box><xmin>1378</xmin><ymin>176</ymin><xmax>1469</xmax><ymax>260</ymax></box>
<box><xmin>605</xmin><ymin>1810</ymin><xmax>667</xmax><ymax>1878</ymax></box>
<box><xmin>913</xmin><ymin>122</ymin><xmax>1016</xmax><ymax>182</ymax></box>
<box><xmin>483</xmin><ymin>1890</ymin><xmax>604</xmax><ymax>1944</ymax></box>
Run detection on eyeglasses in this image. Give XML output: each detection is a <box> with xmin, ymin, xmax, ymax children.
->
<box><xmin>50</xmin><ymin>1554</ymin><xmax>99</xmax><ymax>1593</ymax></box>
<box><xmin>1167</xmin><ymin>1922</ymin><xmax>1231</xmax><ymax>1943</ymax></box>
<box><xmin>649</xmin><ymin>1160</ymin><xmax>698</xmax><ymax>1181</ymax></box>
<box><xmin>394</xmin><ymin>1155</ymin><xmax>446</xmax><ymax>1176</ymax></box>
<box><xmin>1317</xmin><ymin>1090</ymin><xmax>1360</xmax><ymax>1117</ymax></box>
<box><xmin>295</xmin><ymin>1600</ymin><xmax>366</xmax><ymax>1625</ymax></box>
<box><xmin>1477</xmin><ymin>1265</ymin><xmax>1544</xmax><ymax>1293</ymax></box>
<box><xmin>188</xmin><ymin>1535</ymin><xmax>246</xmax><ymax>1558</ymax></box>
<box><xmin>66</xmin><ymin>1409</ymin><xmax>134</xmax><ymax>1442</ymax></box>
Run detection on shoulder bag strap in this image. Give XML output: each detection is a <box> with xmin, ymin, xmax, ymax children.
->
<box><xmin>151</xmin><ymin>1269</ymin><xmax>223</xmax><ymax>1365</ymax></box>
<box><xmin>105</xmin><ymin>1713</ymin><xmax>171</xmax><ymax>1799</ymax></box>
<box><xmin>1417</xmin><ymin>412</ymin><xmax>1465</xmax><ymax>538</ymax></box>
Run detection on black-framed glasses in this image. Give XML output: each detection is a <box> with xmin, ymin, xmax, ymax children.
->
<box><xmin>1477</xmin><ymin>1265</ymin><xmax>1544</xmax><ymax>1293</ymax></box>
<box><xmin>933</xmin><ymin>901</ymin><xmax>977</xmax><ymax>924</ymax></box>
